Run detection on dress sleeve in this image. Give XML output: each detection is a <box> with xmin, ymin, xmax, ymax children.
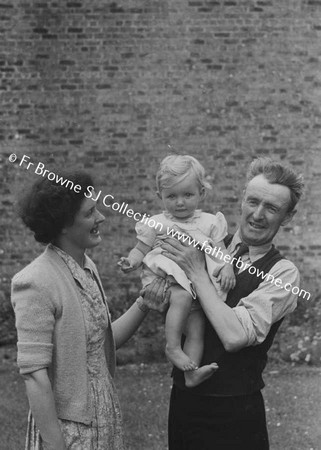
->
<box><xmin>11</xmin><ymin>274</ymin><xmax>55</xmax><ymax>375</ymax></box>
<box><xmin>208</xmin><ymin>211</ymin><xmax>228</xmax><ymax>243</ymax></box>
<box><xmin>135</xmin><ymin>219</ymin><xmax>158</xmax><ymax>247</ymax></box>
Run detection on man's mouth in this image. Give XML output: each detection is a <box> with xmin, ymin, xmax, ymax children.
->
<box><xmin>248</xmin><ymin>221</ymin><xmax>264</xmax><ymax>230</ymax></box>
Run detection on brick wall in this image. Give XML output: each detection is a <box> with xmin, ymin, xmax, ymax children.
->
<box><xmin>1</xmin><ymin>0</ymin><xmax>321</xmax><ymax>361</ymax></box>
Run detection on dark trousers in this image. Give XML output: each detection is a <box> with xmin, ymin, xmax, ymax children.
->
<box><xmin>168</xmin><ymin>385</ymin><xmax>269</xmax><ymax>450</ymax></box>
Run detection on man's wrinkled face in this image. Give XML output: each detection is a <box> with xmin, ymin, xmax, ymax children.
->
<box><xmin>240</xmin><ymin>174</ymin><xmax>295</xmax><ymax>246</ymax></box>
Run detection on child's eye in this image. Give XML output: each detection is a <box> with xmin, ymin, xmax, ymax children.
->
<box><xmin>168</xmin><ymin>194</ymin><xmax>175</xmax><ymax>199</ymax></box>
<box><xmin>185</xmin><ymin>193</ymin><xmax>193</xmax><ymax>198</ymax></box>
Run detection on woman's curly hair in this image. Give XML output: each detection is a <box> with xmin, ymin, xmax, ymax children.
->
<box><xmin>18</xmin><ymin>170</ymin><xmax>94</xmax><ymax>244</ymax></box>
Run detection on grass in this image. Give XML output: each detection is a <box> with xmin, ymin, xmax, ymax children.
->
<box><xmin>1</xmin><ymin>345</ymin><xmax>320</xmax><ymax>450</ymax></box>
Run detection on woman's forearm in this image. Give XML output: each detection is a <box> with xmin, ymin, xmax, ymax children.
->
<box><xmin>190</xmin><ymin>269</ymin><xmax>248</xmax><ymax>352</ymax></box>
<box><xmin>112</xmin><ymin>300</ymin><xmax>149</xmax><ymax>349</ymax></box>
<box><xmin>112</xmin><ymin>277</ymin><xmax>169</xmax><ymax>349</ymax></box>
<box><xmin>23</xmin><ymin>368</ymin><xmax>66</xmax><ymax>450</ymax></box>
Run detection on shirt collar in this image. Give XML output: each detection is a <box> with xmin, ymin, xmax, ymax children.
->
<box><xmin>231</xmin><ymin>229</ymin><xmax>272</xmax><ymax>263</ymax></box>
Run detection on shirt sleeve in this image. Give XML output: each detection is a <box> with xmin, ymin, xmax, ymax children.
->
<box><xmin>135</xmin><ymin>219</ymin><xmax>158</xmax><ymax>247</ymax></box>
<box><xmin>11</xmin><ymin>274</ymin><xmax>55</xmax><ymax>374</ymax></box>
<box><xmin>233</xmin><ymin>260</ymin><xmax>300</xmax><ymax>346</ymax></box>
<box><xmin>208</xmin><ymin>211</ymin><xmax>228</xmax><ymax>243</ymax></box>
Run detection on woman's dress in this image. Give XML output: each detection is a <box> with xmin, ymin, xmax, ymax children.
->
<box><xmin>25</xmin><ymin>247</ymin><xmax>125</xmax><ymax>450</ymax></box>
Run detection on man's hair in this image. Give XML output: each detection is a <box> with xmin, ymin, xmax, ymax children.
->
<box><xmin>156</xmin><ymin>154</ymin><xmax>212</xmax><ymax>193</ymax></box>
<box><xmin>18</xmin><ymin>170</ymin><xmax>94</xmax><ymax>244</ymax></box>
<box><xmin>247</xmin><ymin>157</ymin><xmax>304</xmax><ymax>212</ymax></box>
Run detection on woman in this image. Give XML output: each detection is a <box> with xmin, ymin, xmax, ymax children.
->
<box><xmin>11</xmin><ymin>170</ymin><xmax>166</xmax><ymax>450</ymax></box>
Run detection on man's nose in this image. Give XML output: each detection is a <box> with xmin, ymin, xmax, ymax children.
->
<box><xmin>252</xmin><ymin>205</ymin><xmax>264</xmax><ymax>220</ymax></box>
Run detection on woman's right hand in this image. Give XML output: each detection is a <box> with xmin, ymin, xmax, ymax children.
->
<box><xmin>23</xmin><ymin>369</ymin><xmax>67</xmax><ymax>450</ymax></box>
<box><xmin>43</xmin><ymin>437</ymin><xmax>67</xmax><ymax>450</ymax></box>
<box><xmin>140</xmin><ymin>277</ymin><xmax>171</xmax><ymax>314</ymax></box>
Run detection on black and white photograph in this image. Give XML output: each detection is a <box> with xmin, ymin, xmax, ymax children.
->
<box><xmin>0</xmin><ymin>1</ymin><xmax>320</xmax><ymax>449</ymax></box>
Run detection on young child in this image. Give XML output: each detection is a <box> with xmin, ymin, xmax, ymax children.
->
<box><xmin>118</xmin><ymin>155</ymin><xmax>235</xmax><ymax>387</ymax></box>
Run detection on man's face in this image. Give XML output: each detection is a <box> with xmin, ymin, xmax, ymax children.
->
<box><xmin>240</xmin><ymin>174</ymin><xmax>295</xmax><ymax>246</ymax></box>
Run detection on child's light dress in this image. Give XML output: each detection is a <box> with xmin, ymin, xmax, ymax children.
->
<box><xmin>136</xmin><ymin>209</ymin><xmax>228</xmax><ymax>300</ymax></box>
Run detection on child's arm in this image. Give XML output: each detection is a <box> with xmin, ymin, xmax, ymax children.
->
<box><xmin>118</xmin><ymin>240</ymin><xmax>151</xmax><ymax>273</ymax></box>
<box><xmin>215</xmin><ymin>239</ymin><xmax>236</xmax><ymax>292</ymax></box>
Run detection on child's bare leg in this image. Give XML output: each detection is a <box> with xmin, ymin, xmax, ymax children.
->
<box><xmin>183</xmin><ymin>309</ymin><xmax>204</xmax><ymax>367</ymax></box>
<box><xmin>183</xmin><ymin>310</ymin><xmax>218</xmax><ymax>387</ymax></box>
<box><xmin>165</xmin><ymin>285</ymin><xmax>197</xmax><ymax>371</ymax></box>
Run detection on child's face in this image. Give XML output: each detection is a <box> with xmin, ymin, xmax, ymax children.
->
<box><xmin>159</xmin><ymin>173</ymin><xmax>205</xmax><ymax>220</ymax></box>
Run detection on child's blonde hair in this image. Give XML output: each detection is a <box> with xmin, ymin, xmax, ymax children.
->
<box><xmin>156</xmin><ymin>154</ymin><xmax>212</xmax><ymax>193</ymax></box>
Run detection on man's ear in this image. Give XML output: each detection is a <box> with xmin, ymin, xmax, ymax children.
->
<box><xmin>240</xmin><ymin>189</ymin><xmax>246</xmax><ymax>213</ymax></box>
<box><xmin>281</xmin><ymin>209</ymin><xmax>296</xmax><ymax>226</ymax></box>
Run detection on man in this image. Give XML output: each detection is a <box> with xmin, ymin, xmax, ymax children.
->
<box><xmin>162</xmin><ymin>157</ymin><xmax>304</xmax><ymax>450</ymax></box>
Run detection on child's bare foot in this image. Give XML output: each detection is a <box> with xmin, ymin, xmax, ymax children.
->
<box><xmin>165</xmin><ymin>345</ymin><xmax>198</xmax><ymax>371</ymax></box>
<box><xmin>184</xmin><ymin>363</ymin><xmax>218</xmax><ymax>388</ymax></box>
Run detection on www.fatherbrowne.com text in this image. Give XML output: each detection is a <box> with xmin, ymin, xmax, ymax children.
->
<box><xmin>10</xmin><ymin>153</ymin><xmax>311</xmax><ymax>301</ymax></box>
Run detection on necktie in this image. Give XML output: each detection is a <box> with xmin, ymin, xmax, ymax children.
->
<box><xmin>232</xmin><ymin>242</ymin><xmax>249</xmax><ymax>274</ymax></box>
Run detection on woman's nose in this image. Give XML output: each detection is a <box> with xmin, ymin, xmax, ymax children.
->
<box><xmin>96</xmin><ymin>210</ymin><xmax>105</xmax><ymax>223</ymax></box>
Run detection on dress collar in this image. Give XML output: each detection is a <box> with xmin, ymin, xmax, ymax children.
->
<box><xmin>48</xmin><ymin>244</ymin><xmax>94</xmax><ymax>289</ymax></box>
<box><xmin>163</xmin><ymin>209</ymin><xmax>202</xmax><ymax>223</ymax></box>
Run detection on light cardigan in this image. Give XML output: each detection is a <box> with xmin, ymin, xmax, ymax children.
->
<box><xmin>11</xmin><ymin>245</ymin><xmax>116</xmax><ymax>425</ymax></box>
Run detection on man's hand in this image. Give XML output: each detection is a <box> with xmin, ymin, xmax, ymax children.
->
<box><xmin>140</xmin><ymin>277</ymin><xmax>171</xmax><ymax>314</ymax></box>
<box><xmin>218</xmin><ymin>263</ymin><xmax>236</xmax><ymax>292</ymax></box>
<box><xmin>161</xmin><ymin>237</ymin><xmax>206</xmax><ymax>281</ymax></box>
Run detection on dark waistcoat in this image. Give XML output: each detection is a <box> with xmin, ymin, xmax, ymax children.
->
<box><xmin>173</xmin><ymin>236</ymin><xmax>284</xmax><ymax>396</ymax></box>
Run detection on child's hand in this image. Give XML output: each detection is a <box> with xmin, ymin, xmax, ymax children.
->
<box><xmin>118</xmin><ymin>257</ymin><xmax>135</xmax><ymax>273</ymax></box>
<box><xmin>218</xmin><ymin>263</ymin><xmax>236</xmax><ymax>292</ymax></box>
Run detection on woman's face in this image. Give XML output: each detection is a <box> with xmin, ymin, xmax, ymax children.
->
<box><xmin>62</xmin><ymin>195</ymin><xmax>105</xmax><ymax>252</ymax></box>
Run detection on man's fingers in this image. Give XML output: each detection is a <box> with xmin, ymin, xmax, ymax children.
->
<box><xmin>163</xmin><ymin>237</ymin><xmax>186</xmax><ymax>250</ymax></box>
